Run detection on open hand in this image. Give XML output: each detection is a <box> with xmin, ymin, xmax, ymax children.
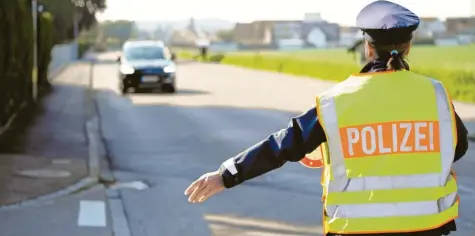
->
<box><xmin>184</xmin><ymin>171</ymin><xmax>225</xmax><ymax>203</ymax></box>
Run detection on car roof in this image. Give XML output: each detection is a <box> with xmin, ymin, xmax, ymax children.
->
<box><xmin>123</xmin><ymin>40</ymin><xmax>165</xmax><ymax>49</ymax></box>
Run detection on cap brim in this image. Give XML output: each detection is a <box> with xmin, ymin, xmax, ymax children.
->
<box><xmin>362</xmin><ymin>26</ymin><xmax>417</xmax><ymax>45</ymax></box>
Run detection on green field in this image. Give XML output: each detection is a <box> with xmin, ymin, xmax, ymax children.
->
<box><xmin>178</xmin><ymin>45</ymin><xmax>475</xmax><ymax>103</ymax></box>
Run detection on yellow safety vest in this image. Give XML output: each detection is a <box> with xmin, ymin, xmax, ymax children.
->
<box><xmin>316</xmin><ymin>71</ymin><xmax>459</xmax><ymax>234</ymax></box>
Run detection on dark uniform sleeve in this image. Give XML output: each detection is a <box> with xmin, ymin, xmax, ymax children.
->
<box><xmin>453</xmin><ymin>109</ymin><xmax>469</xmax><ymax>162</ymax></box>
<box><xmin>218</xmin><ymin>107</ymin><xmax>326</xmax><ymax>188</ymax></box>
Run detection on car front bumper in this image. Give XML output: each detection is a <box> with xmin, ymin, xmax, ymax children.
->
<box><xmin>121</xmin><ymin>73</ymin><xmax>175</xmax><ymax>88</ymax></box>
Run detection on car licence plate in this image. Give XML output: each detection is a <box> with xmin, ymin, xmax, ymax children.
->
<box><xmin>141</xmin><ymin>75</ymin><xmax>158</xmax><ymax>82</ymax></box>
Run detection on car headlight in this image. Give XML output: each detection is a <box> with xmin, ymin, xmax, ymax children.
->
<box><xmin>163</xmin><ymin>65</ymin><xmax>176</xmax><ymax>73</ymax></box>
<box><xmin>120</xmin><ymin>65</ymin><xmax>135</xmax><ymax>74</ymax></box>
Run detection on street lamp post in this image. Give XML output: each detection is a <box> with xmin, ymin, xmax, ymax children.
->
<box><xmin>31</xmin><ymin>0</ymin><xmax>38</xmax><ymax>102</ymax></box>
<box><xmin>73</xmin><ymin>9</ymin><xmax>80</xmax><ymax>60</ymax></box>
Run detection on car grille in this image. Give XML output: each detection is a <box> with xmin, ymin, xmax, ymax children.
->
<box><xmin>135</xmin><ymin>67</ymin><xmax>165</xmax><ymax>75</ymax></box>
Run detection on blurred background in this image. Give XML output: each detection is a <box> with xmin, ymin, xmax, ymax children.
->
<box><xmin>0</xmin><ymin>0</ymin><xmax>474</xmax><ymax>236</ymax></box>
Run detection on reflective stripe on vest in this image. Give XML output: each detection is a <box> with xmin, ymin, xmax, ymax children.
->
<box><xmin>316</xmin><ymin>72</ymin><xmax>458</xmax><ymax>234</ymax></box>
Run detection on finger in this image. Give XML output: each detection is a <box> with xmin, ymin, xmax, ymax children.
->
<box><xmin>198</xmin><ymin>187</ymin><xmax>213</xmax><ymax>203</ymax></box>
<box><xmin>189</xmin><ymin>183</ymin><xmax>210</xmax><ymax>203</ymax></box>
<box><xmin>189</xmin><ymin>184</ymin><xmax>208</xmax><ymax>203</ymax></box>
<box><xmin>184</xmin><ymin>178</ymin><xmax>203</xmax><ymax>196</ymax></box>
<box><xmin>201</xmin><ymin>185</ymin><xmax>224</xmax><ymax>202</ymax></box>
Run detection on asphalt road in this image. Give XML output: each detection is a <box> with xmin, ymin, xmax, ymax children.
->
<box><xmin>93</xmin><ymin>52</ymin><xmax>475</xmax><ymax>236</ymax></box>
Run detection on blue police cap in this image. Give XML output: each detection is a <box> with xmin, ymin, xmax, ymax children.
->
<box><xmin>356</xmin><ymin>0</ymin><xmax>420</xmax><ymax>45</ymax></box>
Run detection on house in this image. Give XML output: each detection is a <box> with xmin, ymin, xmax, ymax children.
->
<box><xmin>443</xmin><ymin>17</ymin><xmax>475</xmax><ymax>44</ymax></box>
<box><xmin>169</xmin><ymin>18</ymin><xmax>219</xmax><ymax>47</ymax></box>
<box><xmin>301</xmin><ymin>21</ymin><xmax>340</xmax><ymax>48</ymax></box>
<box><xmin>433</xmin><ymin>32</ymin><xmax>460</xmax><ymax>46</ymax></box>
<box><xmin>233</xmin><ymin>22</ymin><xmax>273</xmax><ymax>45</ymax></box>
<box><xmin>270</xmin><ymin>20</ymin><xmax>305</xmax><ymax>49</ymax></box>
<box><xmin>271</xmin><ymin>21</ymin><xmax>302</xmax><ymax>41</ymax></box>
<box><xmin>339</xmin><ymin>26</ymin><xmax>362</xmax><ymax>47</ymax></box>
<box><xmin>415</xmin><ymin>17</ymin><xmax>446</xmax><ymax>39</ymax></box>
<box><xmin>232</xmin><ymin>13</ymin><xmax>342</xmax><ymax>49</ymax></box>
<box><xmin>445</xmin><ymin>17</ymin><xmax>475</xmax><ymax>34</ymax></box>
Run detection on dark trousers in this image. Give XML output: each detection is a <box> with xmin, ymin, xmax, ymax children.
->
<box><xmin>200</xmin><ymin>47</ymin><xmax>208</xmax><ymax>58</ymax></box>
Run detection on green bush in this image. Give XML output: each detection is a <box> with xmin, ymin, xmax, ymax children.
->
<box><xmin>38</xmin><ymin>12</ymin><xmax>55</xmax><ymax>88</ymax></box>
<box><xmin>208</xmin><ymin>53</ymin><xmax>225</xmax><ymax>62</ymax></box>
<box><xmin>78</xmin><ymin>40</ymin><xmax>92</xmax><ymax>58</ymax></box>
<box><xmin>176</xmin><ymin>49</ymin><xmax>225</xmax><ymax>63</ymax></box>
<box><xmin>0</xmin><ymin>0</ymin><xmax>55</xmax><ymax>127</ymax></box>
<box><xmin>0</xmin><ymin>0</ymin><xmax>33</xmax><ymax>126</ymax></box>
<box><xmin>176</xmin><ymin>50</ymin><xmax>194</xmax><ymax>60</ymax></box>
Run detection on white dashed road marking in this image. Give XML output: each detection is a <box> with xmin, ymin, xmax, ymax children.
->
<box><xmin>78</xmin><ymin>200</ymin><xmax>107</xmax><ymax>227</ymax></box>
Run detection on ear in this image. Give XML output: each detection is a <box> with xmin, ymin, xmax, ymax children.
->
<box><xmin>364</xmin><ymin>40</ymin><xmax>374</xmax><ymax>60</ymax></box>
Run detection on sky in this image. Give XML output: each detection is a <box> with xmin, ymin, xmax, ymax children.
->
<box><xmin>97</xmin><ymin>0</ymin><xmax>475</xmax><ymax>26</ymax></box>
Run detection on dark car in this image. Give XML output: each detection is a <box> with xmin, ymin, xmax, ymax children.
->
<box><xmin>117</xmin><ymin>40</ymin><xmax>177</xmax><ymax>94</ymax></box>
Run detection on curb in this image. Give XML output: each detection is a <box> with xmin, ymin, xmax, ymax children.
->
<box><xmin>0</xmin><ymin>176</ymin><xmax>97</xmax><ymax>211</ymax></box>
<box><xmin>85</xmin><ymin>61</ymin><xmax>101</xmax><ymax>179</ymax></box>
<box><xmin>94</xmin><ymin>94</ymin><xmax>115</xmax><ymax>183</ymax></box>
<box><xmin>85</xmin><ymin>60</ymin><xmax>116</xmax><ymax>183</ymax></box>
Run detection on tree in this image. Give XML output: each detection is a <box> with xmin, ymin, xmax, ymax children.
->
<box><xmin>101</xmin><ymin>20</ymin><xmax>136</xmax><ymax>45</ymax></box>
<box><xmin>38</xmin><ymin>0</ymin><xmax>106</xmax><ymax>43</ymax></box>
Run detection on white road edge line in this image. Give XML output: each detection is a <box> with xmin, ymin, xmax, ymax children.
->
<box><xmin>78</xmin><ymin>200</ymin><xmax>107</xmax><ymax>227</ymax></box>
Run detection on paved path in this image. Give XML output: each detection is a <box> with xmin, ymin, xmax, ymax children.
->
<box><xmin>0</xmin><ymin>63</ymin><xmax>91</xmax><ymax>206</ymax></box>
<box><xmin>0</xmin><ymin>186</ymin><xmax>112</xmax><ymax>236</ymax></box>
<box><xmin>94</xmin><ymin>52</ymin><xmax>475</xmax><ymax>236</ymax></box>
<box><xmin>0</xmin><ymin>62</ymin><xmax>113</xmax><ymax>235</ymax></box>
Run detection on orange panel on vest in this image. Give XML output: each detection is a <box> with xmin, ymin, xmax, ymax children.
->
<box><xmin>340</xmin><ymin>121</ymin><xmax>440</xmax><ymax>158</ymax></box>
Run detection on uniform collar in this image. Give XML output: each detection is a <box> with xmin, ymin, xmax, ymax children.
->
<box><xmin>360</xmin><ymin>60</ymin><xmax>411</xmax><ymax>73</ymax></box>
<box><xmin>359</xmin><ymin>60</ymin><xmax>388</xmax><ymax>73</ymax></box>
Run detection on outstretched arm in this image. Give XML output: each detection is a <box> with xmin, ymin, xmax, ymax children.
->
<box><xmin>218</xmin><ymin>106</ymin><xmax>326</xmax><ymax>188</ymax></box>
<box><xmin>185</xmin><ymin>106</ymin><xmax>327</xmax><ymax>203</ymax></box>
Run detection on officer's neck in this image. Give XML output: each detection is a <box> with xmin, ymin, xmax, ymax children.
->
<box><xmin>360</xmin><ymin>60</ymin><xmax>389</xmax><ymax>73</ymax></box>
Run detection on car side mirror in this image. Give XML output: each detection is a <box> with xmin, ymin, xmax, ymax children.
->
<box><xmin>117</xmin><ymin>56</ymin><xmax>121</xmax><ymax>63</ymax></box>
<box><xmin>170</xmin><ymin>53</ymin><xmax>176</xmax><ymax>61</ymax></box>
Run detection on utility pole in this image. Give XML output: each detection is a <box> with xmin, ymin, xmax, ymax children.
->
<box><xmin>73</xmin><ymin>9</ymin><xmax>80</xmax><ymax>60</ymax></box>
<box><xmin>31</xmin><ymin>0</ymin><xmax>38</xmax><ymax>101</ymax></box>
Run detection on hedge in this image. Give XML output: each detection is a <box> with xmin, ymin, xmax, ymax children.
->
<box><xmin>38</xmin><ymin>12</ymin><xmax>55</xmax><ymax>88</ymax></box>
<box><xmin>78</xmin><ymin>40</ymin><xmax>92</xmax><ymax>59</ymax></box>
<box><xmin>0</xmin><ymin>0</ymin><xmax>55</xmax><ymax>127</ymax></box>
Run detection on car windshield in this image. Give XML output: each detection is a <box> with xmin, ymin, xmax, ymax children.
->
<box><xmin>124</xmin><ymin>46</ymin><xmax>166</xmax><ymax>60</ymax></box>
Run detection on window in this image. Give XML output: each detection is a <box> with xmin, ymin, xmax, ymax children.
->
<box><xmin>124</xmin><ymin>46</ymin><xmax>166</xmax><ymax>60</ymax></box>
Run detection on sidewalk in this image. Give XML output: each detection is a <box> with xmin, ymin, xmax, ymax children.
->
<box><xmin>0</xmin><ymin>62</ymin><xmax>93</xmax><ymax>207</ymax></box>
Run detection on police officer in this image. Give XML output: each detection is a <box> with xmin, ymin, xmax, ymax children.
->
<box><xmin>184</xmin><ymin>1</ymin><xmax>470</xmax><ymax>235</ymax></box>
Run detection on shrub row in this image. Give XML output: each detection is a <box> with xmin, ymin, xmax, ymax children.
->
<box><xmin>0</xmin><ymin>0</ymin><xmax>55</xmax><ymax>126</ymax></box>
